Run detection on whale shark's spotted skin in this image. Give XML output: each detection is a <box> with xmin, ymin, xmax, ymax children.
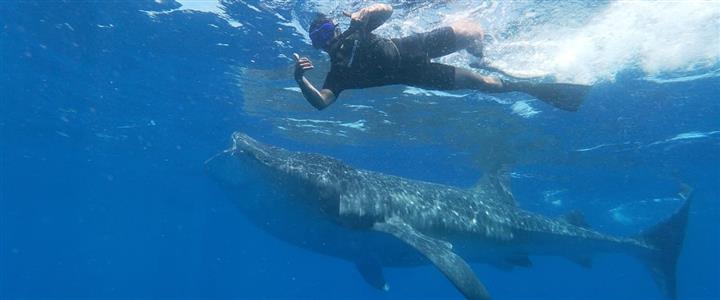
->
<box><xmin>207</xmin><ymin>132</ymin><xmax>689</xmax><ymax>300</ymax></box>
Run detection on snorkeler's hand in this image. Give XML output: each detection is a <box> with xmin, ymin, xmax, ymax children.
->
<box><xmin>344</xmin><ymin>4</ymin><xmax>392</xmax><ymax>32</ymax></box>
<box><xmin>293</xmin><ymin>53</ymin><xmax>314</xmax><ymax>81</ymax></box>
<box><xmin>344</xmin><ymin>10</ymin><xmax>368</xmax><ymax>24</ymax></box>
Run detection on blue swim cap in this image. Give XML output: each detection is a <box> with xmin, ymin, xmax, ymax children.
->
<box><xmin>309</xmin><ymin>21</ymin><xmax>336</xmax><ymax>49</ymax></box>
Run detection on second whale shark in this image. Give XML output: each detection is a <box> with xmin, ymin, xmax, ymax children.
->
<box><xmin>206</xmin><ymin>132</ymin><xmax>690</xmax><ymax>300</ymax></box>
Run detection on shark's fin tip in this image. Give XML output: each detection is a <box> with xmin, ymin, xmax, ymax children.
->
<box><xmin>374</xmin><ymin>218</ymin><xmax>492</xmax><ymax>300</ymax></box>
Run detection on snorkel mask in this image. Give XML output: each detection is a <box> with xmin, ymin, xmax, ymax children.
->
<box><xmin>310</xmin><ymin>21</ymin><xmax>337</xmax><ymax>49</ymax></box>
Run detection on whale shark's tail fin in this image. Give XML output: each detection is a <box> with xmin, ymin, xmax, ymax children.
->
<box><xmin>636</xmin><ymin>185</ymin><xmax>692</xmax><ymax>300</ymax></box>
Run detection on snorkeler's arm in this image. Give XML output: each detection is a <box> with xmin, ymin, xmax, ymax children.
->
<box><xmin>293</xmin><ymin>53</ymin><xmax>336</xmax><ymax>110</ymax></box>
<box><xmin>297</xmin><ymin>77</ymin><xmax>336</xmax><ymax>110</ymax></box>
<box><xmin>349</xmin><ymin>3</ymin><xmax>393</xmax><ymax>32</ymax></box>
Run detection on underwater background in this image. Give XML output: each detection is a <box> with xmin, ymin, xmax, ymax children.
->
<box><xmin>2</xmin><ymin>1</ymin><xmax>719</xmax><ymax>299</ymax></box>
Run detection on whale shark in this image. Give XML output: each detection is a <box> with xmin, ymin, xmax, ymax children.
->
<box><xmin>205</xmin><ymin>132</ymin><xmax>691</xmax><ymax>300</ymax></box>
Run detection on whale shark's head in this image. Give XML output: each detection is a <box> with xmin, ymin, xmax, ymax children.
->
<box><xmin>230</xmin><ymin>132</ymin><xmax>281</xmax><ymax>167</ymax></box>
<box><xmin>206</xmin><ymin>132</ymin><xmax>356</xmax><ymax>224</ymax></box>
<box><xmin>206</xmin><ymin>132</ymin><xmax>353</xmax><ymax>201</ymax></box>
<box><xmin>205</xmin><ymin>132</ymin><xmax>289</xmax><ymax>188</ymax></box>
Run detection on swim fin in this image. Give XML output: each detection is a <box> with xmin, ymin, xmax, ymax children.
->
<box><xmin>504</xmin><ymin>80</ymin><xmax>590</xmax><ymax>112</ymax></box>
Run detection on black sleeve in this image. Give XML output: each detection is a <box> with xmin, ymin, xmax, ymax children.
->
<box><xmin>322</xmin><ymin>69</ymin><xmax>345</xmax><ymax>97</ymax></box>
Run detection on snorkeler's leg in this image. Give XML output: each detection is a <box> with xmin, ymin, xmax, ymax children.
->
<box><xmin>453</xmin><ymin>67</ymin><xmax>504</xmax><ymax>92</ymax></box>
<box><xmin>396</xmin><ymin>23</ymin><xmax>484</xmax><ymax>60</ymax></box>
<box><xmin>453</xmin><ymin>67</ymin><xmax>589</xmax><ymax>112</ymax></box>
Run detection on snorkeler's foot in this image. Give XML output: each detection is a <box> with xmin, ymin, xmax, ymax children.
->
<box><xmin>466</xmin><ymin>40</ymin><xmax>484</xmax><ymax>59</ymax></box>
<box><xmin>466</xmin><ymin>33</ymin><xmax>495</xmax><ymax>59</ymax></box>
<box><xmin>503</xmin><ymin>80</ymin><xmax>590</xmax><ymax>112</ymax></box>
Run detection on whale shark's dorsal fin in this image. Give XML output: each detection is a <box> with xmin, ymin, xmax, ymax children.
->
<box><xmin>560</xmin><ymin>210</ymin><xmax>590</xmax><ymax>229</ymax></box>
<box><xmin>373</xmin><ymin>217</ymin><xmax>492</xmax><ymax>300</ymax></box>
<box><xmin>473</xmin><ymin>166</ymin><xmax>516</xmax><ymax>207</ymax></box>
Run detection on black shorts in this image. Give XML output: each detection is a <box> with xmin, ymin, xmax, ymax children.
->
<box><xmin>391</xmin><ymin>27</ymin><xmax>458</xmax><ymax>90</ymax></box>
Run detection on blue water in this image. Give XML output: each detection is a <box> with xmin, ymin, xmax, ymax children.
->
<box><xmin>2</xmin><ymin>1</ymin><xmax>719</xmax><ymax>299</ymax></box>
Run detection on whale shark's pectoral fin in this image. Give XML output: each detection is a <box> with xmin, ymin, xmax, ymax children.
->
<box><xmin>373</xmin><ymin>217</ymin><xmax>491</xmax><ymax>300</ymax></box>
<box><xmin>355</xmin><ymin>260</ymin><xmax>389</xmax><ymax>291</ymax></box>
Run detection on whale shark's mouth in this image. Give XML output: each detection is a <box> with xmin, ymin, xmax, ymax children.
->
<box><xmin>231</xmin><ymin>132</ymin><xmax>271</xmax><ymax>157</ymax></box>
<box><xmin>206</xmin><ymin>132</ymin><xmax>276</xmax><ymax>188</ymax></box>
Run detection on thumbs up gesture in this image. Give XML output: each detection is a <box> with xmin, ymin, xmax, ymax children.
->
<box><xmin>293</xmin><ymin>53</ymin><xmax>314</xmax><ymax>81</ymax></box>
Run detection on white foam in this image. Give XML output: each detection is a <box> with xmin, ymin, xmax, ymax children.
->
<box><xmin>510</xmin><ymin>100</ymin><xmax>540</xmax><ymax>118</ymax></box>
<box><xmin>283</xmin><ymin>87</ymin><xmax>301</xmax><ymax>93</ymax></box>
<box><xmin>670</xmin><ymin>132</ymin><xmax>713</xmax><ymax>141</ymax></box>
<box><xmin>645</xmin><ymin>68</ymin><xmax>720</xmax><ymax>83</ymax></box>
<box><xmin>510</xmin><ymin>172</ymin><xmax>533</xmax><ymax>179</ymax></box>
<box><xmin>284</xmin><ymin>118</ymin><xmax>367</xmax><ymax>131</ymax></box>
<box><xmin>575</xmin><ymin>130</ymin><xmax>720</xmax><ymax>152</ymax></box>
<box><xmin>574</xmin><ymin>141</ymin><xmax>638</xmax><ymax>152</ymax></box>
<box><xmin>575</xmin><ymin>143</ymin><xmax>613</xmax><ymax>152</ymax></box>
<box><xmin>403</xmin><ymin>87</ymin><xmax>468</xmax><ymax>98</ymax></box>
<box><xmin>148</xmin><ymin>0</ymin><xmax>243</xmax><ymax>27</ymax></box>
<box><xmin>649</xmin><ymin>130</ymin><xmax>720</xmax><ymax>146</ymax></box>
<box><xmin>175</xmin><ymin>0</ymin><xmax>224</xmax><ymax>15</ymax></box>
<box><xmin>344</xmin><ymin>104</ymin><xmax>373</xmax><ymax>110</ymax></box>
<box><xmin>495</xmin><ymin>1</ymin><xmax>720</xmax><ymax>83</ymax></box>
<box><xmin>338</xmin><ymin>120</ymin><xmax>366</xmax><ymax>131</ymax></box>
<box><xmin>245</xmin><ymin>3</ymin><xmax>261</xmax><ymax>13</ymax></box>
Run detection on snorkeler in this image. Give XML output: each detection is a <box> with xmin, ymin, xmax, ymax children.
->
<box><xmin>293</xmin><ymin>3</ymin><xmax>590</xmax><ymax>111</ymax></box>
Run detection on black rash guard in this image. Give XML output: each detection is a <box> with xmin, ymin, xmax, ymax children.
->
<box><xmin>322</xmin><ymin>31</ymin><xmax>400</xmax><ymax>95</ymax></box>
<box><xmin>322</xmin><ymin>27</ymin><xmax>459</xmax><ymax>96</ymax></box>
